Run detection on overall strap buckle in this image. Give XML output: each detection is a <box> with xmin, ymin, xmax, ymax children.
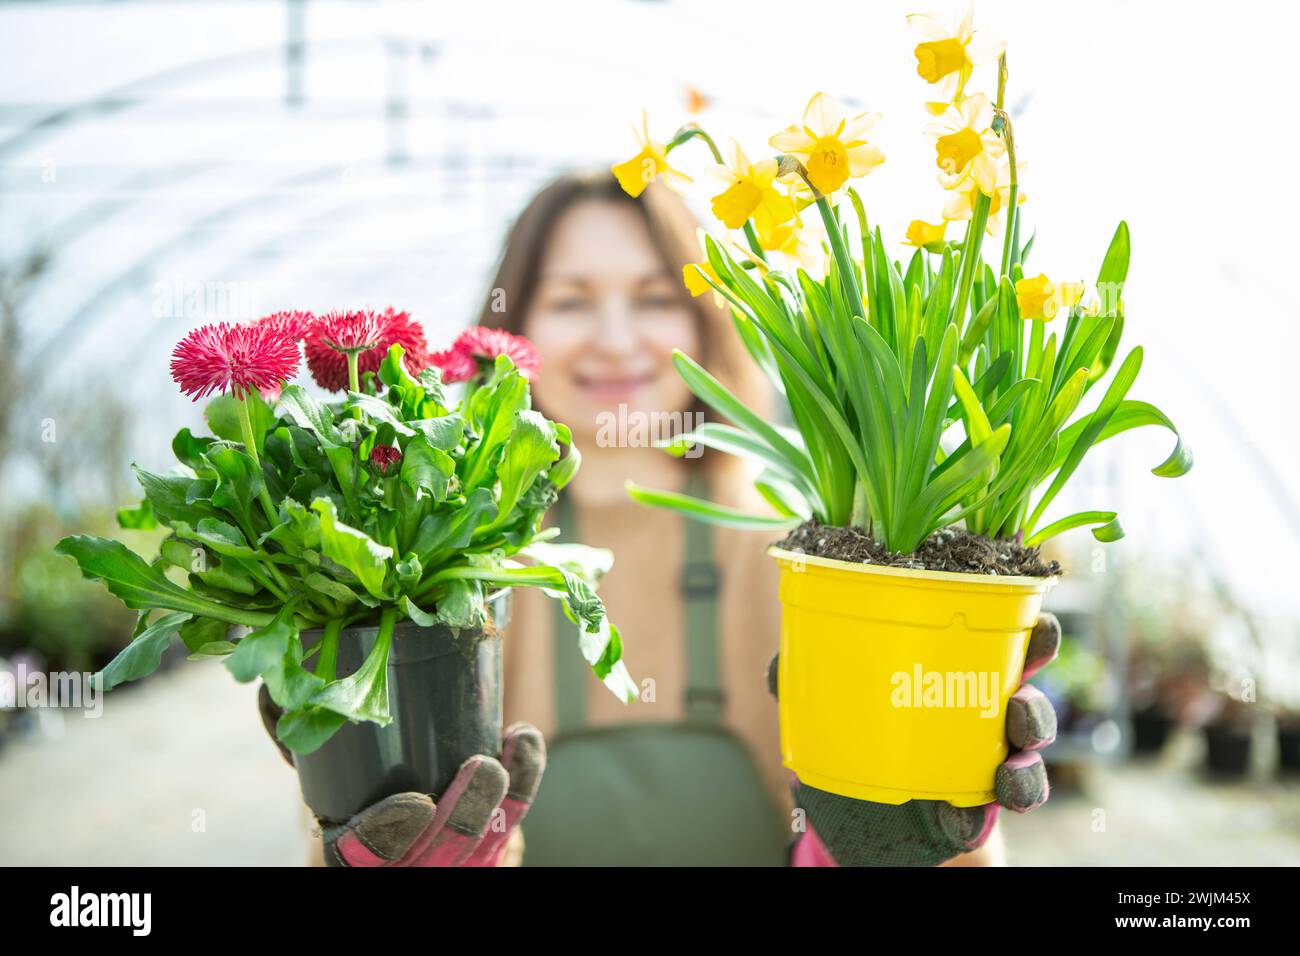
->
<box><xmin>680</xmin><ymin>561</ymin><xmax>721</xmax><ymax>597</ymax></box>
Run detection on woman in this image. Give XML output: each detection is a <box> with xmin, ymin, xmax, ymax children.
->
<box><xmin>273</xmin><ymin>173</ymin><xmax>1058</xmax><ymax>867</ymax></box>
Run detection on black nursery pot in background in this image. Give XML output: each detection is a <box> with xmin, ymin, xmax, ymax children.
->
<box><xmin>1129</xmin><ymin>705</ymin><xmax>1175</xmax><ymax>755</ymax></box>
<box><xmin>1277</xmin><ymin>720</ymin><xmax>1300</xmax><ymax>775</ymax></box>
<box><xmin>1203</xmin><ymin>721</ymin><xmax>1252</xmax><ymax>777</ymax></box>
<box><xmin>293</xmin><ymin>589</ymin><xmax>509</xmax><ymax>823</ymax></box>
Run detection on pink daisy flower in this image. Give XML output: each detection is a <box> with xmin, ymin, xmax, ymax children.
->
<box><xmin>452</xmin><ymin>326</ymin><xmax>541</xmax><ymax>380</ymax></box>
<box><xmin>427</xmin><ymin>347</ymin><xmax>478</xmax><ymax>384</ymax></box>
<box><xmin>255</xmin><ymin>310</ymin><xmax>315</xmax><ymax>341</ymax></box>
<box><xmin>304</xmin><ymin>307</ymin><xmax>430</xmax><ymax>392</ymax></box>
<box><xmin>170</xmin><ymin>322</ymin><xmax>301</xmax><ymax>401</ymax></box>
<box><xmin>314</xmin><ymin>309</ymin><xmax>386</xmax><ymax>353</ymax></box>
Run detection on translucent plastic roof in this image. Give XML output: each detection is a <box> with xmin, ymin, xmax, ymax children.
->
<box><xmin>1</xmin><ymin>0</ymin><xmax>1297</xmax><ymax>615</ymax></box>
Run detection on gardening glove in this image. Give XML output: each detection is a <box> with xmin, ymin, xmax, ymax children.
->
<box><xmin>770</xmin><ymin>612</ymin><xmax>1060</xmax><ymax>867</ymax></box>
<box><xmin>258</xmin><ymin>685</ymin><xmax>546</xmax><ymax>867</ymax></box>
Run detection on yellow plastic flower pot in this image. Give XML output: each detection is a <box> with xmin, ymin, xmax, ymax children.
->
<box><xmin>769</xmin><ymin>546</ymin><xmax>1055</xmax><ymax>807</ymax></box>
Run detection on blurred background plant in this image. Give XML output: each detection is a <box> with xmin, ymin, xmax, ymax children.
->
<box><xmin>0</xmin><ymin>260</ymin><xmax>147</xmax><ymax>680</ymax></box>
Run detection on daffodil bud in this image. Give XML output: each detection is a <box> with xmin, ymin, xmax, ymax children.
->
<box><xmin>904</xmin><ymin>219</ymin><xmax>949</xmax><ymax>254</ymax></box>
<box><xmin>776</xmin><ymin>154</ymin><xmax>817</xmax><ymax>196</ymax></box>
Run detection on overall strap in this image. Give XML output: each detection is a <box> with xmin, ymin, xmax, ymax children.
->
<box><xmin>550</xmin><ymin>472</ymin><xmax>724</xmax><ymax>734</ymax></box>
<box><xmin>551</xmin><ymin>489</ymin><xmax>587</xmax><ymax>735</ymax></box>
<box><xmin>681</xmin><ymin>470</ymin><xmax>724</xmax><ymax>723</ymax></box>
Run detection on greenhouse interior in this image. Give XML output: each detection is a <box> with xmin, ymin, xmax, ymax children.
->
<box><xmin>0</xmin><ymin>0</ymin><xmax>1297</xmax><ymax>874</ymax></box>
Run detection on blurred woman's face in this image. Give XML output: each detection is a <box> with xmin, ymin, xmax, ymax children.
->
<box><xmin>523</xmin><ymin>200</ymin><xmax>699</xmax><ymax>442</ymax></box>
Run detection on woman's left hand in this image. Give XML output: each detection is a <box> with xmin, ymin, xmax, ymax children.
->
<box><xmin>770</xmin><ymin>613</ymin><xmax>1061</xmax><ymax>867</ymax></box>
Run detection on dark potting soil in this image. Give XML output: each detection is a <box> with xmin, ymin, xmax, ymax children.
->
<box><xmin>776</xmin><ymin>520</ymin><xmax>1060</xmax><ymax>577</ymax></box>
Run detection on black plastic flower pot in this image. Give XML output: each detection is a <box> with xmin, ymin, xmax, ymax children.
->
<box><xmin>1203</xmin><ymin>722</ymin><xmax>1251</xmax><ymax>778</ymax></box>
<box><xmin>1129</xmin><ymin>705</ymin><xmax>1174</xmax><ymax>755</ymax></box>
<box><xmin>1277</xmin><ymin>721</ymin><xmax>1300</xmax><ymax>775</ymax></box>
<box><xmin>292</xmin><ymin>588</ymin><xmax>509</xmax><ymax>823</ymax></box>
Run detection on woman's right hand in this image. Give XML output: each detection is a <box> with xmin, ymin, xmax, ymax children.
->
<box><xmin>258</xmin><ymin>686</ymin><xmax>546</xmax><ymax>867</ymax></box>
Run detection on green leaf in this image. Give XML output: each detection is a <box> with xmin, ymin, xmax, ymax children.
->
<box><xmin>172</xmin><ymin>427</ymin><xmax>216</xmax><ymax>472</ymax></box>
<box><xmin>491</xmin><ymin>409</ymin><xmax>559</xmax><ymax>526</ymax></box>
<box><xmin>323</xmin><ymin>446</ymin><xmax>362</xmax><ymax>515</ymax></box>
<box><xmin>266</xmin><ymin>498</ymin><xmax>323</xmax><ymax>554</ymax></box>
<box><xmin>548</xmin><ymin>444</ymin><xmax>582</xmax><ymax>490</ymax></box>
<box><xmin>410</xmin><ymin>487</ymin><xmax>497</xmax><ymax>564</ymax></box>
<box><xmin>433</xmin><ymin>579</ymin><xmax>486</xmax><ymax>629</ymax></box>
<box><xmin>303</xmin><ymin>571</ymin><xmax>372</xmax><ymax>608</ymax></box>
<box><xmin>282</xmin><ymin>425</ymin><xmax>328</xmax><ymax>473</ymax></box>
<box><xmin>276</xmin><ymin>707</ymin><xmax>347</xmax><ymax>755</ymax></box>
<box><xmin>132</xmin><ymin>466</ymin><xmax>222</xmax><ymax>526</ymax></box>
<box><xmin>754</xmin><ymin>473</ymin><xmax>812</xmax><ymax>520</ymax></box>
<box><xmin>952</xmin><ymin>366</ymin><xmax>993</xmax><ymax>445</ymax></box>
<box><xmin>1049</xmin><ymin>399</ymin><xmax>1192</xmax><ymax>479</ymax></box>
<box><xmin>400</xmin><ymin>435</ymin><xmax>456</xmax><ymax>501</ymax></box>
<box><xmin>378</xmin><ymin>343</ymin><xmax>428</xmax><ymax>413</ymax></box>
<box><xmin>206</xmin><ymin>392</ymin><xmax>275</xmax><ymax>453</ymax></box>
<box><xmin>310</xmin><ymin>612</ymin><xmax>397</xmax><ymax>725</ymax></box>
<box><xmin>1088</xmin><ymin>222</ymin><xmax>1131</xmax><ymax>383</ymax></box>
<box><xmin>521</xmin><ymin>541</ymin><xmax>614</xmax><ymax>587</ymax></box>
<box><xmin>410</xmin><ymin>415</ymin><xmax>464</xmax><ymax>451</ymax></box>
<box><xmin>1028</xmin><ymin>347</ymin><xmax>1144</xmax><ymax>530</ymax></box>
<box><xmin>54</xmin><ymin>535</ymin><xmax>257</xmax><ymax>624</ymax></box>
<box><xmin>625</xmin><ymin>482</ymin><xmax>800</xmax><ymax>531</ymax></box>
<box><xmin>400</xmin><ymin>594</ymin><xmax>437</xmax><ymax>627</ymax></box>
<box><xmin>664</xmin><ymin>422</ymin><xmax>807</xmax><ymax>492</ymax></box>
<box><xmin>262</xmin><ymin>635</ymin><xmax>325</xmax><ymax>712</ymax></box>
<box><xmin>430</xmin><ymin>563</ymin><xmax>634</xmax><ymax>703</ymax></box>
<box><xmin>418</xmin><ymin>367</ymin><xmax>447</xmax><ymax>409</ymax></box>
<box><xmin>275</xmin><ymin>385</ymin><xmax>344</xmax><ymax>446</ymax></box>
<box><xmin>1026</xmin><ymin>510</ymin><xmax>1123</xmax><ymax>547</ymax></box>
<box><xmin>116</xmin><ymin>499</ymin><xmax>157</xmax><ymax>530</ymax></box>
<box><xmin>205</xmin><ymin>446</ymin><xmax>265</xmax><ymax>521</ymax></box>
<box><xmin>347</xmin><ymin>391</ymin><xmax>417</xmax><ymax>436</ymax></box>
<box><xmin>904</xmin><ymin>424</ymin><xmax>1011</xmax><ymax>551</ymax></box>
<box><xmin>178</xmin><ymin>615</ymin><xmax>228</xmax><ymax>654</ymax></box>
<box><xmin>395</xmin><ymin>553</ymin><xmax>423</xmax><ymax>590</ymax></box>
<box><xmin>312</xmin><ymin>497</ymin><xmax>393</xmax><ymax>599</ymax></box>
<box><xmin>93</xmin><ymin>612</ymin><xmax>192</xmax><ymax>691</ymax></box>
<box><xmin>1096</xmin><ymin>220</ymin><xmax>1131</xmax><ymax>308</ymax></box>
<box><xmin>194</xmin><ymin>556</ymin><xmax>259</xmax><ymax>596</ymax></box>
<box><xmin>592</xmin><ymin>623</ymin><xmax>639</xmax><ymax>703</ymax></box>
<box><xmin>671</xmin><ymin>349</ymin><xmax>819</xmax><ymax>502</ymax></box>
<box><xmin>178</xmin><ymin>518</ymin><xmax>259</xmax><ymax>560</ymax></box>
<box><xmin>225</xmin><ymin>602</ymin><xmax>299</xmax><ymax>683</ymax></box>
<box><xmin>188</xmin><ymin>641</ymin><xmax>237</xmax><ymax>660</ymax></box>
<box><xmin>462</xmin><ymin>362</ymin><xmax>530</xmax><ymax>490</ymax></box>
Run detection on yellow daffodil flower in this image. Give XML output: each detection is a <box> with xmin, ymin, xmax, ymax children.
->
<box><xmin>754</xmin><ymin>208</ymin><xmax>799</xmax><ymax>254</ymax></box>
<box><xmin>769</xmin><ymin>93</ymin><xmax>884</xmax><ymax>197</ymax></box>
<box><xmin>903</xmin><ymin>219</ymin><xmax>949</xmax><ymax>253</ymax></box>
<box><xmin>1016</xmin><ymin>274</ymin><xmax>1086</xmax><ymax>323</ymax></box>
<box><xmin>611</xmin><ymin>112</ymin><xmax>692</xmax><ymax>198</ymax></box>
<box><xmin>1077</xmin><ymin>293</ymin><xmax>1122</xmax><ymax>318</ymax></box>
<box><xmin>1055</xmin><ymin>281</ymin><xmax>1086</xmax><ymax>315</ymax></box>
<box><xmin>941</xmin><ymin>157</ymin><xmax>1025</xmax><ymax>232</ymax></box>
<box><xmin>683</xmin><ymin>261</ymin><xmax>721</xmax><ymax>297</ymax></box>
<box><xmin>683</xmin><ymin>230</ymin><xmax>763</xmax><ymax>307</ymax></box>
<box><xmin>685</xmin><ymin>85</ymin><xmax>710</xmax><ymax>115</ymax></box>
<box><xmin>771</xmin><ymin>212</ymin><xmax>828</xmax><ymax>273</ymax></box>
<box><xmin>927</xmin><ymin>93</ymin><xmax>1004</xmax><ymax>195</ymax></box>
<box><xmin>708</xmin><ymin>140</ymin><xmax>796</xmax><ymax>231</ymax></box>
<box><xmin>908</xmin><ymin>5</ymin><xmax>1005</xmax><ymax>114</ymax></box>
<box><xmin>1016</xmin><ymin>274</ymin><xmax>1055</xmax><ymax>320</ymax></box>
<box><xmin>946</xmin><ymin>160</ymin><xmax>1024</xmax><ymax>235</ymax></box>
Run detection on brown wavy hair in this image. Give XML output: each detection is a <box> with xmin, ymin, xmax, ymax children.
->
<box><xmin>475</xmin><ymin>172</ymin><xmax>771</xmax><ymax>439</ymax></box>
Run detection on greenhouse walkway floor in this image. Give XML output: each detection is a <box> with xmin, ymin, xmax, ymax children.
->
<box><xmin>0</xmin><ymin>662</ymin><xmax>1297</xmax><ymax>866</ymax></box>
